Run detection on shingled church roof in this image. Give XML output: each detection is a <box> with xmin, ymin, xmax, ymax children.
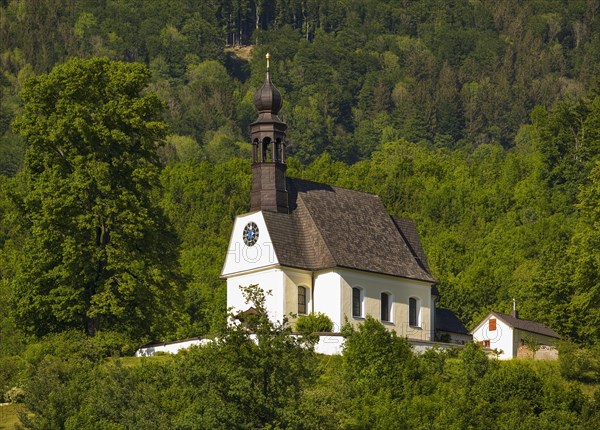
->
<box><xmin>262</xmin><ymin>178</ymin><xmax>436</xmax><ymax>283</ymax></box>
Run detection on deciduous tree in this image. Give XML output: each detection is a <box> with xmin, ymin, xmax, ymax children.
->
<box><xmin>11</xmin><ymin>57</ymin><xmax>184</xmax><ymax>340</ymax></box>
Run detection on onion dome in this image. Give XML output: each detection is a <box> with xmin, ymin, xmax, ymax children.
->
<box><xmin>253</xmin><ymin>53</ymin><xmax>283</xmax><ymax>114</ymax></box>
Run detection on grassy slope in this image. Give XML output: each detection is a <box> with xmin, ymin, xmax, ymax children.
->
<box><xmin>0</xmin><ymin>404</ymin><xmax>22</xmax><ymax>430</ymax></box>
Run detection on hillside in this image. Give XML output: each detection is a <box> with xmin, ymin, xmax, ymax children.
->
<box><xmin>1</xmin><ymin>0</ymin><xmax>600</xmax><ymax>427</ymax></box>
<box><xmin>1</xmin><ymin>0</ymin><xmax>598</xmax><ymax>343</ymax></box>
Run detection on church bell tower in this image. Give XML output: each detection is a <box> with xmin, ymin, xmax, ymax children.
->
<box><xmin>250</xmin><ymin>53</ymin><xmax>288</xmax><ymax>213</ymax></box>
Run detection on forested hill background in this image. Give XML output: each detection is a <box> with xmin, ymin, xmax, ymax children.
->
<box><xmin>1</xmin><ymin>0</ymin><xmax>600</xmax><ymax>348</ymax></box>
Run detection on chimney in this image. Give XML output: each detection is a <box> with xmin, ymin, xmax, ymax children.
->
<box><xmin>511</xmin><ymin>298</ymin><xmax>519</xmax><ymax>319</ymax></box>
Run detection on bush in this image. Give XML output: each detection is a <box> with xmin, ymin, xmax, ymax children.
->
<box><xmin>20</xmin><ymin>330</ymin><xmax>103</xmax><ymax>366</ymax></box>
<box><xmin>89</xmin><ymin>330</ymin><xmax>137</xmax><ymax>357</ymax></box>
<box><xmin>342</xmin><ymin>316</ymin><xmax>414</xmax><ymax>397</ymax></box>
<box><xmin>295</xmin><ymin>312</ymin><xmax>334</xmax><ymax>334</ymax></box>
<box><xmin>0</xmin><ymin>356</ymin><xmax>24</xmax><ymax>403</ymax></box>
<box><xmin>5</xmin><ymin>386</ymin><xmax>24</xmax><ymax>403</ymax></box>
<box><xmin>558</xmin><ymin>341</ymin><xmax>600</xmax><ymax>383</ymax></box>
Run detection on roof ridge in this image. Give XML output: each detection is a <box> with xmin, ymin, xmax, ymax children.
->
<box><xmin>391</xmin><ymin>216</ymin><xmax>432</xmax><ymax>276</ymax></box>
<box><xmin>291</xmin><ymin>176</ymin><xmax>380</xmax><ymax>198</ymax></box>
<box><xmin>294</xmin><ymin>192</ymin><xmax>336</xmax><ymax>266</ymax></box>
<box><xmin>492</xmin><ymin>311</ymin><xmax>545</xmax><ymax>324</ymax></box>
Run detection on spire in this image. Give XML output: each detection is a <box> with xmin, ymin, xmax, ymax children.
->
<box><xmin>250</xmin><ymin>53</ymin><xmax>288</xmax><ymax>213</ymax></box>
<box><xmin>253</xmin><ymin>53</ymin><xmax>283</xmax><ymax>114</ymax></box>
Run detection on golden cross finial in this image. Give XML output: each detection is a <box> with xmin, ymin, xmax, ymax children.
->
<box><xmin>266</xmin><ymin>53</ymin><xmax>270</xmax><ymax>70</ymax></box>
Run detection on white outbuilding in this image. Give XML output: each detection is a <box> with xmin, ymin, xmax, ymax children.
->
<box><xmin>470</xmin><ymin>304</ymin><xmax>560</xmax><ymax>360</ymax></box>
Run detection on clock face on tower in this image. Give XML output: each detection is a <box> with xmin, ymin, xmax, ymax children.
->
<box><xmin>243</xmin><ymin>222</ymin><xmax>259</xmax><ymax>246</ymax></box>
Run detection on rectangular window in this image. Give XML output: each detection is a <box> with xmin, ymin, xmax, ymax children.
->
<box><xmin>298</xmin><ymin>287</ymin><xmax>307</xmax><ymax>315</ymax></box>
<box><xmin>489</xmin><ymin>318</ymin><xmax>496</xmax><ymax>331</ymax></box>
<box><xmin>352</xmin><ymin>287</ymin><xmax>362</xmax><ymax>317</ymax></box>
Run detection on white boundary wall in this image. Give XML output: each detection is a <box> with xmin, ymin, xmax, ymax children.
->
<box><xmin>135</xmin><ymin>334</ymin><xmax>465</xmax><ymax>357</ymax></box>
<box><xmin>135</xmin><ymin>338</ymin><xmax>212</xmax><ymax>357</ymax></box>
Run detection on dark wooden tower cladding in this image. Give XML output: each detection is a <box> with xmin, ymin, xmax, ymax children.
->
<box><xmin>250</xmin><ymin>53</ymin><xmax>288</xmax><ymax>213</ymax></box>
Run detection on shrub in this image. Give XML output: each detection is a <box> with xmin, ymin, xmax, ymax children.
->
<box><xmin>0</xmin><ymin>356</ymin><xmax>24</xmax><ymax>403</ymax></box>
<box><xmin>295</xmin><ymin>312</ymin><xmax>334</xmax><ymax>334</ymax></box>
<box><xmin>5</xmin><ymin>386</ymin><xmax>24</xmax><ymax>403</ymax></box>
<box><xmin>558</xmin><ymin>341</ymin><xmax>600</xmax><ymax>383</ymax></box>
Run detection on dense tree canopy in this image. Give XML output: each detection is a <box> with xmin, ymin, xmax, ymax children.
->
<box><xmin>10</xmin><ymin>57</ymin><xmax>184</xmax><ymax>340</ymax></box>
<box><xmin>2</xmin><ymin>0</ymin><xmax>600</xmax><ymax>165</ymax></box>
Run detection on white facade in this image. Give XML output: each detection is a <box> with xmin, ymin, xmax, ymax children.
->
<box><xmin>135</xmin><ymin>334</ymin><xmax>346</xmax><ymax>357</ymax></box>
<box><xmin>223</xmin><ymin>210</ymin><xmax>435</xmax><ymax>341</ymax></box>
<box><xmin>471</xmin><ymin>315</ymin><xmax>515</xmax><ymax>359</ymax></box>
<box><xmin>222</xmin><ymin>211</ymin><xmax>279</xmax><ymax>276</ymax></box>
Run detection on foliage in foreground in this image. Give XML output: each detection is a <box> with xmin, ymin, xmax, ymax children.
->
<box><xmin>295</xmin><ymin>312</ymin><xmax>334</xmax><ymax>334</ymax></box>
<box><xmin>7</xmin><ymin>316</ymin><xmax>600</xmax><ymax>429</ymax></box>
<box><xmin>1</xmin><ymin>0</ymin><xmax>600</xmax><ymax>348</ymax></box>
<box><xmin>14</xmin><ymin>285</ymin><xmax>319</xmax><ymax>429</ymax></box>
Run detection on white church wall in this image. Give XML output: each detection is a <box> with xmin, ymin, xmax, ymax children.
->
<box><xmin>225</xmin><ymin>262</ymin><xmax>435</xmax><ymax>342</ymax></box>
<box><xmin>313</xmin><ymin>270</ymin><xmax>343</xmax><ymax>330</ymax></box>
<box><xmin>226</xmin><ymin>269</ymin><xmax>285</xmax><ymax>323</ymax></box>
<box><xmin>135</xmin><ymin>337</ymin><xmax>212</xmax><ymax>357</ymax></box>
<box><xmin>313</xmin><ymin>333</ymin><xmax>345</xmax><ymax>355</ymax></box>
<box><xmin>135</xmin><ymin>334</ymin><xmax>468</xmax><ymax>358</ymax></box>
<box><xmin>337</xmin><ymin>268</ymin><xmax>434</xmax><ymax>341</ymax></box>
<box><xmin>222</xmin><ymin>211</ymin><xmax>278</xmax><ymax>277</ymax></box>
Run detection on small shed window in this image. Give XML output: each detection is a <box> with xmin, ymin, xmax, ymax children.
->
<box><xmin>489</xmin><ymin>318</ymin><xmax>496</xmax><ymax>331</ymax></box>
<box><xmin>298</xmin><ymin>286</ymin><xmax>307</xmax><ymax>315</ymax></box>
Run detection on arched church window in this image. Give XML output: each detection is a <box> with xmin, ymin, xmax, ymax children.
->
<box><xmin>381</xmin><ymin>292</ymin><xmax>392</xmax><ymax>322</ymax></box>
<box><xmin>262</xmin><ymin>137</ymin><xmax>271</xmax><ymax>162</ymax></box>
<box><xmin>352</xmin><ymin>287</ymin><xmax>363</xmax><ymax>318</ymax></box>
<box><xmin>298</xmin><ymin>286</ymin><xmax>307</xmax><ymax>315</ymax></box>
<box><xmin>409</xmin><ymin>297</ymin><xmax>421</xmax><ymax>327</ymax></box>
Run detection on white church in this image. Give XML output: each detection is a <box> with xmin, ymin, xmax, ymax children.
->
<box><xmin>136</xmin><ymin>56</ymin><xmax>474</xmax><ymax>357</ymax></box>
<box><xmin>222</xmin><ymin>55</ymin><xmax>441</xmax><ymax>341</ymax></box>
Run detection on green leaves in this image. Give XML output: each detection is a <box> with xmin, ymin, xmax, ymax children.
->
<box><xmin>296</xmin><ymin>312</ymin><xmax>334</xmax><ymax>334</ymax></box>
<box><xmin>11</xmin><ymin>57</ymin><xmax>183</xmax><ymax>340</ymax></box>
<box><xmin>342</xmin><ymin>316</ymin><xmax>414</xmax><ymax>400</ymax></box>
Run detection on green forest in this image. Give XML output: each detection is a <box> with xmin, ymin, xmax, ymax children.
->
<box><xmin>1</xmin><ymin>0</ymin><xmax>600</xmax><ymax>428</ymax></box>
